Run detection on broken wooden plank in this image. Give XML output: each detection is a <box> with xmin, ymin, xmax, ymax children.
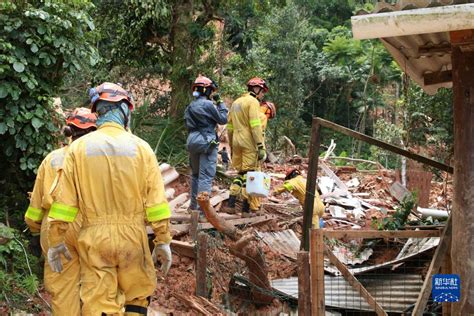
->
<box><xmin>324</xmin><ymin>244</ymin><xmax>388</xmax><ymax>316</ymax></box>
<box><xmin>324</xmin><ymin>230</ymin><xmax>441</xmax><ymax>239</ymax></box>
<box><xmin>170</xmin><ymin>240</ymin><xmax>195</xmax><ymax>258</ymax></box>
<box><xmin>169</xmin><ymin>193</ymin><xmax>189</xmax><ymax>210</ymax></box>
<box><xmin>190</xmin><ymin>211</ymin><xmax>200</xmax><ymax>241</ymax></box>
<box><xmin>413</xmin><ymin>217</ymin><xmax>452</xmax><ymax>316</ymax></box>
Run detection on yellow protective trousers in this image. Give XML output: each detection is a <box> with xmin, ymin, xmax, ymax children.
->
<box><xmin>40</xmin><ymin>211</ymin><xmax>81</xmax><ymax>316</ymax></box>
<box><xmin>229</xmin><ymin>174</ymin><xmax>261</xmax><ymax>212</ymax></box>
<box><xmin>78</xmin><ymin>219</ymin><xmax>156</xmax><ymax>316</ymax></box>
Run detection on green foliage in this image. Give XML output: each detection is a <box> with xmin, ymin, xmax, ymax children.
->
<box><xmin>0</xmin><ymin>1</ymin><xmax>97</xmax><ymax>226</ymax></box>
<box><xmin>0</xmin><ymin>224</ymin><xmax>43</xmax><ymax>312</ymax></box>
<box><xmin>373</xmin><ymin>192</ymin><xmax>417</xmax><ymax>230</ymax></box>
<box><xmin>131</xmin><ymin>97</ymin><xmax>188</xmax><ymax>167</ymax></box>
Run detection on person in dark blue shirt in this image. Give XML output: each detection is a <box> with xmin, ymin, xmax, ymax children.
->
<box><xmin>184</xmin><ymin>75</ymin><xmax>228</xmax><ymax>211</ymax></box>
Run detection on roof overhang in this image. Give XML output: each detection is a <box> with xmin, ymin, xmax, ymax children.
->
<box><xmin>351</xmin><ymin>4</ymin><xmax>474</xmax><ymax>94</ymax></box>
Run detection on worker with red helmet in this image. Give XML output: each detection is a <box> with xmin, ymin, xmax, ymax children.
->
<box><xmin>46</xmin><ymin>83</ymin><xmax>171</xmax><ymax>315</ymax></box>
<box><xmin>185</xmin><ymin>75</ymin><xmax>228</xmax><ymax>212</ymax></box>
<box><xmin>260</xmin><ymin>101</ymin><xmax>276</xmax><ymax>132</ymax></box>
<box><xmin>225</xmin><ymin>77</ymin><xmax>268</xmax><ymax>217</ymax></box>
<box><xmin>24</xmin><ymin>107</ymin><xmax>97</xmax><ymax>315</ymax></box>
<box><xmin>273</xmin><ymin>168</ymin><xmax>325</xmax><ymax>228</ymax></box>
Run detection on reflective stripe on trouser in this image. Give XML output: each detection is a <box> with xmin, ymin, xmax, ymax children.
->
<box><xmin>189</xmin><ymin>147</ymin><xmax>218</xmax><ymax>209</ymax></box>
<box><xmin>40</xmin><ymin>212</ymin><xmax>81</xmax><ymax>316</ymax></box>
<box><xmin>78</xmin><ymin>224</ymin><xmax>156</xmax><ymax>315</ymax></box>
<box><xmin>229</xmin><ymin>175</ymin><xmax>244</xmax><ymax>197</ymax></box>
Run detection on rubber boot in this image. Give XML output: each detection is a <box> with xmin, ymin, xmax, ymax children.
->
<box><xmin>223</xmin><ymin>195</ymin><xmax>237</xmax><ymax>214</ymax></box>
<box><xmin>241</xmin><ymin>200</ymin><xmax>255</xmax><ymax>218</ymax></box>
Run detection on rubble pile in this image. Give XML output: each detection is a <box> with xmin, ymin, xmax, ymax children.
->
<box><xmin>150</xmin><ymin>159</ymin><xmax>451</xmax><ymax>314</ymax></box>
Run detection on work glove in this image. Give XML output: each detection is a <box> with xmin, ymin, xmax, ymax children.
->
<box><xmin>152</xmin><ymin>243</ymin><xmax>172</xmax><ymax>275</ymax></box>
<box><xmin>28</xmin><ymin>234</ymin><xmax>42</xmax><ymax>258</ymax></box>
<box><xmin>257</xmin><ymin>144</ymin><xmax>267</xmax><ymax>162</ymax></box>
<box><xmin>212</xmin><ymin>93</ymin><xmax>223</xmax><ymax>104</ymax></box>
<box><xmin>47</xmin><ymin>242</ymin><xmax>72</xmax><ymax>273</ymax></box>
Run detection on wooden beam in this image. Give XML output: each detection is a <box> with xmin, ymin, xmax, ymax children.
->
<box><xmin>170</xmin><ymin>240</ymin><xmax>195</xmax><ymax>258</ymax></box>
<box><xmin>303</xmin><ymin>118</ymin><xmax>321</xmax><ymax>251</ymax></box>
<box><xmin>298</xmin><ymin>251</ymin><xmax>311</xmax><ymax>316</ymax></box>
<box><xmin>450</xmin><ymin>29</ymin><xmax>474</xmax><ymax>315</ymax></box>
<box><xmin>324</xmin><ymin>244</ymin><xmax>388</xmax><ymax>316</ymax></box>
<box><xmin>168</xmin><ymin>214</ymin><xmax>277</xmax><ymax>235</ymax></box>
<box><xmin>413</xmin><ymin>217</ymin><xmax>452</xmax><ymax>316</ymax></box>
<box><xmin>324</xmin><ymin>229</ymin><xmax>441</xmax><ymax>239</ymax></box>
<box><xmin>315</xmin><ymin>117</ymin><xmax>453</xmax><ymax>173</ymax></box>
<box><xmin>351</xmin><ymin>4</ymin><xmax>474</xmax><ymax>40</ymax></box>
<box><xmin>196</xmin><ymin>232</ymin><xmax>208</xmax><ymax>298</ymax></box>
<box><xmin>418</xmin><ymin>43</ymin><xmax>452</xmax><ymax>56</ymax></box>
<box><xmin>424</xmin><ymin>70</ymin><xmax>452</xmax><ymax>86</ymax></box>
<box><xmin>310</xmin><ymin>229</ymin><xmax>325</xmax><ymax>315</ymax></box>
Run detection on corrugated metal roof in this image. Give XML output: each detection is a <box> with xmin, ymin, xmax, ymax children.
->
<box><xmin>256</xmin><ymin>229</ymin><xmax>300</xmax><ymax>260</ymax></box>
<box><xmin>352</xmin><ymin>2</ymin><xmax>474</xmax><ymax>94</ymax></box>
<box><xmin>271</xmin><ymin>274</ymin><xmax>424</xmax><ymax>313</ymax></box>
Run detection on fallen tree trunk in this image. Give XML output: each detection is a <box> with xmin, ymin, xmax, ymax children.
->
<box><xmin>197</xmin><ymin>192</ymin><xmax>273</xmax><ymax>306</ymax></box>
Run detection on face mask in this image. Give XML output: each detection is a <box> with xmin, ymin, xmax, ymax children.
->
<box><xmin>192</xmin><ymin>91</ymin><xmax>200</xmax><ymax>98</ymax></box>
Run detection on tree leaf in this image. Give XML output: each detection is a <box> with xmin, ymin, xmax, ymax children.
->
<box><xmin>13</xmin><ymin>61</ymin><xmax>25</xmax><ymax>73</ymax></box>
<box><xmin>0</xmin><ymin>122</ymin><xmax>7</xmax><ymax>134</ymax></box>
<box><xmin>30</xmin><ymin>44</ymin><xmax>39</xmax><ymax>53</ymax></box>
<box><xmin>31</xmin><ymin>117</ymin><xmax>43</xmax><ymax>129</ymax></box>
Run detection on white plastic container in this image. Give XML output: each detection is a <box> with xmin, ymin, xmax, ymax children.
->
<box><xmin>246</xmin><ymin>171</ymin><xmax>271</xmax><ymax>197</ymax></box>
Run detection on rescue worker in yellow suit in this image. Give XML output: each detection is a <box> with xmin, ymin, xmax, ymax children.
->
<box><xmin>226</xmin><ymin>77</ymin><xmax>268</xmax><ymax>217</ymax></box>
<box><xmin>46</xmin><ymin>82</ymin><xmax>172</xmax><ymax>316</ymax></box>
<box><xmin>273</xmin><ymin>168</ymin><xmax>325</xmax><ymax>228</ymax></box>
<box><xmin>24</xmin><ymin>108</ymin><xmax>97</xmax><ymax>315</ymax></box>
<box><xmin>259</xmin><ymin>101</ymin><xmax>277</xmax><ymax>132</ymax></box>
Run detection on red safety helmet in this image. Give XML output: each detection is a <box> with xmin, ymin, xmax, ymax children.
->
<box><xmin>89</xmin><ymin>82</ymin><xmax>134</xmax><ymax>112</ymax></box>
<box><xmin>285</xmin><ymin>168</ymin><xmax>301</xmax><ymax>180</ymax></box>
<box><xmin>192</xmin><ymin>75</ymin><xmax>218</xmax><ymax>91</ymax></box>
<box><xmin>66</xmin><ymin>107</ymin><xmax>97</xmax><ymax>130</ymax></box>
<box><xmin>261</xmin><ymin>101</ymin><xmax>276</xmax><ymax>119</ymax></box>
<box><xmin>247</xmin><ymin>77</ymin><xmax>269</xmax><ymax>93</ymax></box>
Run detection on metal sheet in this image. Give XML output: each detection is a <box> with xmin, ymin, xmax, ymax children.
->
<box><xmin>271</xmin><ymin>274</ymin><xmax>424</xmax><ymax>313</ymax></box>
<box><xmin>256</xmin><ymin>229</ymin><xmax>301</xmax><ymax>260</ymax></box>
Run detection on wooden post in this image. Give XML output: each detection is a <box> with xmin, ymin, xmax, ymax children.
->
<box><xmin>442</xmin><ymin>242</ymin><xmax>452</xmax><ymax>316</ymax></box>
<box><xmin>195</xmin><ymin>232</ymin><xmax>208</xmax><ymax>297</ymax></box>
<box><xmin>302</xmin><ymin>118</ymin><xmax>321</xmax><ymax>251</ymax></box>
<box><xmin>310</xmin><ymin>229</ymin><xmax>325</xmax><ymax>315</ymax></box>
<box><xmin>413</xmin><ymin>217</ymin><xmax>452</xmax><ymax>316</ymax></box>
<box><xmin>298</xmin><ymin>251</ymin><xmax>311</xmax><ymax>315</ymax></box>
<box><xmin>190</xmin><ymin>210</ymin><xmax>200</xmax><ymax>242</ymax></box>
<box><xmin>324</xmin><ymin>245</ymin><xmax>388</xmax><ymax>316</ymax></box>
<box><xmin>450</xmin><ymin>29</ymin><xmax>474</xmax><ymax>315</ymax></box>
<box><xmin>315</xmin><ymin>117</ymin><xmax>453</xmax><ymax>173</ymax></box>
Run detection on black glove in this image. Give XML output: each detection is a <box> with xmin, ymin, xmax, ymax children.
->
<box><xmin>212</xmin><ymin>93</ymin><xmax>223</xmax><ymax>104</ymax></box>
<box><xmin>29</xmin><ymin>234</ymin><xmax>42</xmax><ymax>258</ymax></box>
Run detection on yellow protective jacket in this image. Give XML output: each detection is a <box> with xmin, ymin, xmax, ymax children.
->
<box><xmin>275</xmin><ymin>175</ymin><xmax>325</xmax><ymax>225</ymax></box>
<box><xmin>47</xmin><ymin>122</ymin><xmax>171</xmax><ymax>247</ymax></box>
<box><xmin>227</xmin><ymin>92</ymin><xmax>264</xmax><ymax>150</ymax></box>
<box><xmin>25</xmin><ymin>147</ymin><xmax>67</xmax><ymax>234</ymax></box>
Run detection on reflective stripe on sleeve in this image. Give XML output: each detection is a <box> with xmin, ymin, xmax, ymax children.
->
<box><xmin>49</xmin><ymin>202</ymin><xmax>79</xmax><ymax>222</ymax></box>
<box><xmin>146</xmin><ymin>202</ymin><xmax>171</xmax><ymax>222</ymax></box>
<box><xmin>227</xmin><ymin>123</ymin><xmax>233</xmax><ymax>131</ymax></box>
<box><xmin>283</xmin><ymin>182</ymin><xmax>294</xmax><ymax>192</ymax></box>
<box><xmin>249</xmin><ymin>119</ymin><xmax>261</xmax><ymax>128</ymax></box>
<box><xmin>25</xmin><ymin>206</ymin><xmax>44</xmax><ymax>222</ymax></box>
